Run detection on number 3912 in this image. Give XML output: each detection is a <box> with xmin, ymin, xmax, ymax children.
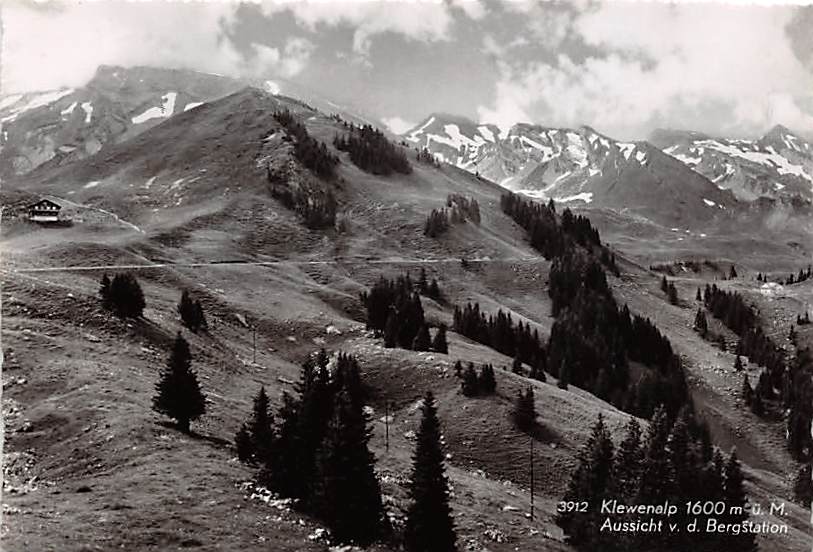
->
<box><xmin>557</xmin><ymin>501</ymin><xmax>588</xmax><ymax>513</ymax></box>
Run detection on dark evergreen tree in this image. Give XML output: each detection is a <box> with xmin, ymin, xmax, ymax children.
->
<box><xmin>793</xmin><ymin>463</ymin><xmax>812</xmax><ymax>505</ymax></box>
<box><xmin>384</xmin><ymin>311</ymin><xmax>398</xmax><ymax>348</ymax></box>
<box><xmin>178</xmin><ymin>289</ymin><xmax>207</xmax><ymax>333</ymax></box>
<box><xmin>612</xmin><ymin>417</ymin><xmax>643</xmax><ymax>501</ymax></box>
<box><xmin>694</xmin><ymin>308</ymin><xmax>708</xmax><ymax>337</ymax></box>
<box><xmin>742</xmin><ymin>374</ymin><xmax>754</xmax><ymax>406</ymax></box>
<box><xmin>729</xmin><ymin>265</ymin><xmax>738</xmax><ymax>279</ymax></box>
<box><xmin>311</xmin><ymin>390</ymin><xmax>387</xmax><ymax>545</ymax></box>
<box><xmin>734</xmin><ymin>354</ymin><xmax>744</xmax><ymax>372</ymax></box>
<box><xmin>461</xmin><ymin>363</ymin><xmax>479</xmax><ymax>397</ymax></box>
<box><xmin>512</xmin><ymin>387</ymin><xmax>536</xmax><ymax>433</ymax></box>
<box><xmin>636</xmin><ymin>406</ymin><xmax>673</xmax><ymax>550</ymax></box>
<box><xmin>431</xmin><ymin>324</ymin><xmax>449</xmax><ymax>354</ymax></box>
<box><xmin>107</xmin><ymin>272</ymin><xmax>146</xmax><ymax>317</ymax></box>
<box><xmin>412</xmin><ymin>324</ymin><xmax>431</xmax><ymax>352</ymax></box>
<box><xmin>235</xmin><ymin>423</ymin><xmax>253</xmax><ymax>462</ymax></box>
<box><xmin>404</xmin><ymin>392</ymin><xmax>456</xmax><ymax>552</ymax></box>
<box><xmin>453</xmin><ymin>360</ymin><xmax>463</xmax><ymax>378</ymax></box>
<box><xmin>667</xmin><ymin>282</ymin><xmax>678</xmax><ymax>305</ymax></box>
<box><xmin>247</xmin><ymin>385</ymin><xmax>274</xmax><ymax>463</ymax></box>
<box><xmin>511</xmin><ymin>355</ymin><xmax>523</xmax><ymax>374</ymax></box>
<box><xmin>478</xmin><ymin>364</ymin><xmax>497</xmax><ymax>394</ymax></box>
<box><xmin>696</xmin><ymin>287</ymin><xmax>702</xmax><ymax>301</ymax></box>
<box><xmin>99</xmin><ymin>273</ymin><xmax>112</xmax><ymax>309</ymax></box>
<box><xmin>152</xmin><ymin>332</ymin><xmax>206</xmax><ymax>433</ymax></box>
<box><xmin>722</xmin><ymin>451</ymin><xmax>757</xmax><ymax>552</ymax></box>
<box><xmin>556</xmin><ymin>413</ymin><xmax>615</xmax><ymax>550</ymax></box>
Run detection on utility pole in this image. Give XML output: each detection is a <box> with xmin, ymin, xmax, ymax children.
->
<box><xmin>530</xmin><ymin>436</ymin><xmax>534</xmax><ymax>522</ymax></box>
<box><xmin>385</xmin><ymin>401</ymin><xmax>390</xmax><ymax>453</ymax></box>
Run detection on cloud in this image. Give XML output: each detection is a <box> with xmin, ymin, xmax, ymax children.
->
<box><xmin>477</xmin><ymin>3</ymin><xmax>813</xmax><ymax>138</ymax></box>
<box><xmin>249</xmin><ymin>37</ymin><xmax>315</xmax><ymax>78</ymax></box>
<box><xmin>449</xmin><ymin>0</ymin><xmax>487</xmax><ymax>20</ymax></box>
<box><xmin>1</xmin><ymin>1</ymin><xmax>247</xmax><ymax>93</ymax></box>
<box><xmin>381</xmin><ymin>115</ymin><xmax>417</xmax><ymax>134</ymax></box>
<box><xmin>262</xmin><ymin>1</ymin><xmax>454</xmax><ymax>57</ymax></box>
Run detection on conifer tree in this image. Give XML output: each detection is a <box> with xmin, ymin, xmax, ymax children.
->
<box><xmin>99</xmin><ymin>273</ymin><xmax>112</xmax><ymax>309</ymax></box>
<box><xmin>453</xmin><ymin>360</ymin><xmax>463</xmax><ymax>378</ymax></box>
<box><xmin>152</xmin><ymin>332</ymin><xmax>206</xmax><ymax>433</ymax></box>
<box><xmin>612</xmin><ymin>417</ymin><xmax>643</xmax><ymax>501</ymax></box>
<box><xmin>556</xmin><ymin>413</ymin><xmax>615</xmax><ymax>549</ymax></box>
<box><xmin>178</xmin><ymin>290</ymin><xmax>207</xmax><ymax>333</ymax></box>
<box><xmin>404</xmin><ymin>392</ymin><xmax>456</xmax><ymax>552</ymax></box>
<box><xmin>461</xmin><ymin>363</ymin><xmax>479</xmax><ymax>397</ymax></box>
<box><xmin>734</xmin><ymin>354</ymin><xmax>744</xmax><ymax>372</ymax></box>
<box><xmin>312</xmin><ymin>390</ymin><xmax>387</xmax><ymax>545</ymax></box>
<box><xmin>235</xmin><ymin>423</ymin><xmax>253</xmax><ymax>462</ymax></box>
<box><xmin>722</xmin><ymin>451</ymin><xmax>757</xmax><ymax>551</ymax></box>
<box><xmin>729</xmin><ymin>265</ymin><xmax>738</xmax><ymax>279</ymax></box>
<box><xmin>412</xmin><ymin>324</ymin><xmax>431</xmax><ymax>351</ymax></box>
<box><xmin>108</xmin><ymin>272</ymin><xmax>146</xmax><ymax>317</ymax></box>
<box><xmin>693</xmin><ymin>308</ymin><xmax>708</xmax><ymax>337</ymax></box>
<box><xmin>248</xmin><ymin>385</ymin><xmax>274</xmax><ymax>463</ymax></box>
<box><xmin>431</xmin><ymin>324</ymin><xmax>449</xmax><ymax>354</ymax></box>
<box><xmin>512</xmin><ymin>387</ymin><xmax>536</xmax><ymax>433</ymax></box>
<box><xmin>742</xmin><ymin>374</ymin><xmax>754</xmax><ymax>406</ymax></box>
<box><xmin>667</xmin><ymin>282</ymin><xmax>678</xmax><ymax>305</ymax></box>
<box><xmin>384</xmin><ymin>311</ymin><xmax>398</xmax><ymax>348</ymax></box>
<box><xmin>478</xmin><ymin>364</ymin><xmax>496</xmax><ymax>394</ymax></box>
<box><xmin>558</xmin><ymin>360</ymin><xmax>569</xmax><ymax>390</ymax></box>
<box><xmin>696</xmin><ymin>287</ymin><xmax>702</xmax><ymax>302</ymax></box>
<box><xmin>793</xmin><ymin>463</ymin><xmax>812</xmax><ymax>505</ymax></box>
<box><xmin>511</xmin><ymin>355</ymin><xmax>523</xmax><ymax>374</ymax></box>
<box><xmin>636</xmin><ymin>406</ymin><xmax>673</xmax><ymax>550</ymax></box>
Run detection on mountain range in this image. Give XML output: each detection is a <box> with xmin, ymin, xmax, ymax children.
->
<box><xmin>2</xmin><ymin>65</ymin><xmax>812</xmax><ymax>552</ymax></box>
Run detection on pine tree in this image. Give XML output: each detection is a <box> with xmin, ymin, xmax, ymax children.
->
<box><xmin>734</xmin><ymin>354</ymin><xmax>744</xmax><ymax>372</ymax></box>
<box><xmin>722</xmin><ymin>451</ymin><xmax>757</xmax><ymax>551</ymax></box>
<box><xmin>178</xmin><ymin>290</ymin><xmax>206</xmax><ymax>333</ymax></box>
<box><xmin>696</xmin><ymin>287</ymin><xmax>702</xmax><ymax>301</ymax></box>
<box><xmin>248</xmin><ymin>385</ymin><xmax>275</xmax><ymax>463</ymax></box>
<box><xmin>404</xmin><ymin>391</ymin><xmax>456</xmax><ymax>552</ymax></box>
<box><xmin>383</xmin><ymin>311</ymin><xmax>398</xmax><ymax>348</ymax></box>
<box><xmin>660</xmin><ymin>276</ymin><xmax>668</xmax><ymax>293</ymax></box>
<box><xmin>556</xmin><ymin>413</ymin><xmax>615</xmax><ymax>549</ymax></box>
<box><xmin>511</xmin><ymin>355</ymin><xmax>523</xmax><ymax>374</ymax></box>
<box><xmin>742</xmin><ymin>374</ymin><xmax>754</xmax><ymax>406</ymax></box>
<box><xmin>235</xmin><ymin>423</ymin><xmax>253</xmax><ymax>462</ymax></box>
<box><xmin>694</xmin><ymin>308</ymin><xmax>708</xmax><ymax>336</ymax></box>
<box><xmin>793</xmin><ymin>463</ymin><xmax>812</xmax><ymax>505</ymax></box>
<box><xmin>612</xmin><ymin>417</ymin><xmax>643</xmax><ymax>501</ymax></box>
<box><xmin>152</xmin><ymin>332</ymin><xmax>206</xmax><ymax>433</ymax></box>
<box><xmin>431</xmin><ymin>324</ymin><xmax>448</xmax><ymax>354</ymax></box>
<box><xmin>636</xmin><ymin>406</ymin><xmax>673</xmax><ymax>550</ymax></box>
<box><xmin>729</xmin><ymin>265</ymin><xmax>738</xmax><ymax>279</ymax></box>
<box><xmin>667</xmin><ymin>282</ymin><xmax>678</xmax><ymax>305</ymax></box>
<box><xmin>453</xmin><ymin>360</ymin><xmax>463</xmax><ymax>378</ymax></box>
<box><xmin>558</xmin><ymin>360</ymin><xmax>569</xmax><ymax>390</ymax></box>
<box><xmin>108</xmin><ymin>272</ymin><xmax>146</xmax><ymax>318</ymax></box>
<box><xmin>99</xmin><ymin>273</ymin><xmax>112</xmax><ymax>309</ymax></box>
<box><xmin>461</xmin><ymin>363</ymin><xmax>479</xmax><ymax>397</ymax></box>
<box><xmin>513</xmin><ymin>387</ymin><xmax>536</xmax><ymax>433</ymax></box>
<box><xmin>478</xmin><ymin>364</ymin><xmax>496</xmax><ymax>394</ymax></box>
<box><xmin>311</xmin><ymin>390</ymin><xmax>387</xmax><ymax>545</ymax></box>
<box><xmin>412</xmin><ymin>324</ymin><xmax>431</xmax><ymax>351</ymax></box>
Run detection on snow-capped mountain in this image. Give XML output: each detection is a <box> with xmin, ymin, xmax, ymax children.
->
<box><xmin>0</xmin><ymin>65</ymin><xmax>245</xmax><ymax>178</ymax></box>
<box><xmin>650</xmin><ymin>125</ymin><xmax>813</xmax><ymax>201</ymax></box>
<box><xmin>404</xmin><ymin>114</ymin><xmax>736</xmax><ymax>227</ymax></box>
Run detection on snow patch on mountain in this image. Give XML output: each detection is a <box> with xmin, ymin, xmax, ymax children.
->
<box><xmin>695</xmin><ymin>139</ymin><xmax>812</xmax><ymax>183</ymax></box>
<box><xmin>61</xmin><ymin>102</ymin><xmax>78</xmax><ymax>117</ymax></box>
<box><xmin>478</xmin><ymin>126</ymin><xmax>495</xmax><ymax>143</ymax></box>
<box><xmin>618</xmin><ymin>143</ymin><xmax>635</xmax><ymax>161</ymax></box>
<box><xmin>1</xmin><ymin>89</ymin><xmax>74</xmax><ymax>122</ymax></box>
<box><xmin>184</xmin><ymin>102</ymin><xmax>204</xmax><ymax>112</ymax></box>
<box><xmin>560</xmin><ymin>192</ymin><xmax>594</xmax><ymax>204</ymax></box>
<box><xmin>131</xmin><ymin>92</ymin><xmax>178</xmax><ymax>124</ymax></box>
<box><xmin>81</xmin><ymin>102</ymin><xmax>93</xmax><ymax>124</ymax></box>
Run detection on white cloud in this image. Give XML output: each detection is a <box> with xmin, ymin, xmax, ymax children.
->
<box><xmin>1</xmin><ymin>2</ymin><xmax>245</xmax><ymax>93</ymax></box>
<box><xmin>381</xmin><ymin>115</ymin><xmax>417</xmax><ymax>134</ymax></box>
<box><xmin>450</xmin><ymin>0</ymin><xmax>487</xmax><ymax>20</ymax></box>
<box><xmin>249</xmin><ymin>37</ymin><xmax>314</xmax><ymax>78</ymax></box>
<box><xmin>263</xmin><ymin>1</ymin><xmax>453</xmax><ymax>57</ymax></box>
<box><xmin>478</xmin><ymin>3</ymin><xmax>813</xmax><ymax>138</ymax></box>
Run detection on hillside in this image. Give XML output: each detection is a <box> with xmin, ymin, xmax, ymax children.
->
<box><xmin>2</xmin><ymin>84</ymin><xmax>811</xmax><ymax>552</ymax></box>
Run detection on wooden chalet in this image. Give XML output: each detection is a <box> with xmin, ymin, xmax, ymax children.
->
<box><xmin>27</xmin><ymin>199</ymin><xmax>62</xmax><ymax>223</ymax></box>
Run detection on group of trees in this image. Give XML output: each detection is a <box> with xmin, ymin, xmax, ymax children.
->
<box><xmin>452</xmin><ymin>303</ymin><xmax>546</xmax><ymax>370</ymax></box>
<box><xmin>786</xmin><ymin>346</ymin><xmax>813</xmax><ymax>460</ymax></box>
<box><xmin>99</xmin><ymin>272</ymin><xmax>146</xmax><ymax>318</ymax></box>
<box><xmin>235</xmin><ymin>351</ymin><xmax>456</xmax><ymax>549</ymax></box>
<box><xmin>500</xmin><ymin>193</ymin><xmax>618</xmax><ymax>274</ymax></box>
<box><xmin>273</xmin><ymin>109</ymin><xmax>339</xmax><ymax>179</ymax></box>
<box><xmin>458</xmin><ymin>361</ymin><xmax>496</xmax><ymax>397</ymax></box>
<box><xmin>557</xmin><ymin>408</ymin><xmax>755</xmax><ymax>552</ymax></box>
<box><xmin>416</xmin><ymin>147</ymin><xmax>441</xmax><ymax>167</ymax></box>
<box><xmin>360</xmin><ymin>273</ymin><xmax>446</xmax><ymax>353</ymax></box>
<box><xmin>333</xmin><ymin>124</ymin><xmax>412</xmax><ymax>176</ymax></box>
<box><xmin>424</xmin><ymin>195</ymin><xmax>482</xmax><ymax>237</ymax></box>
<box><xmin>547</xmin><ymin>252</ymin><xmax>688</xmax><ymax>419</ymax></box>
<box><xmin>660</xmin><ymin>276</ymin><xmax>679</xmax><ymax>305</ymax></box>
<box><xmin>266</xmin><ymin>165</ymin><xmax>338</xmax><ymax>229</ymax></box>
<box><xmin>757</xmin><ymin>264</ymin><xmax>813</xmax><ymax>285</ymax></box>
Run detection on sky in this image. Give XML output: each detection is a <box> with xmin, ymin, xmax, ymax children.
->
<box><xmin>2</xmin><ymin>0</ymin><xmax>813</xmax><ymax>140</ymax></box>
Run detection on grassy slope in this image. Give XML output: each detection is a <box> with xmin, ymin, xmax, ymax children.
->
<box><xmin>2</xmin><ymin>89</ymin><xmax>810</xmax><ymax>551</ymax></box>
